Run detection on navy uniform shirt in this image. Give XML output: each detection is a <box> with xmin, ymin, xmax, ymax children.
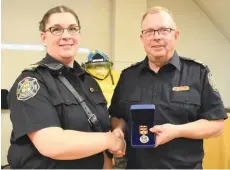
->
<box><xmin>8</xmin><ymin>54</ymin><xmax>110</xmax><ymax>169</ymax></box>
<box><xmin>109</xmin><ymin>51</ymin><xmax>227</xmax><ymax>169</ymax></box>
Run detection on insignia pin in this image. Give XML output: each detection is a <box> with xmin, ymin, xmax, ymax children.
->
<box><xmin>89</xmin><ymin>87</ymin><xmax>94</xmax><ymax>92</ymax></box>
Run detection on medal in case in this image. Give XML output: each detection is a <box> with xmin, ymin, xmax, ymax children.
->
<box><xmin>139</xmin><ymin>125</ymin><xmax>149</xmax><ymax>143</ymax></box>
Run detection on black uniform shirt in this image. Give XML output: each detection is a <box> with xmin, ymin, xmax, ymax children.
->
<box><xmin>109</xmin><ymin>51</ymin><xmax>227</xmax><ymax>169</ymax></box>
<box><xmin>8</xmin><ymin>54</ymin><xmax>110</xmax><ymax>169</ymax></box>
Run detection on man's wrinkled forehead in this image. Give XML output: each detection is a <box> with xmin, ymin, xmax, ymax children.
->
<box><xmin>142</xmin><ymin>11</ymin><xmax>176</xmax><ymax>29</ymax></box>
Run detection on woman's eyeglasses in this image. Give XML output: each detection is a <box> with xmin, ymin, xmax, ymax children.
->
<box><xmin>45</xmin><ymin>26</ymin><xmax>81</xmax><ymax>36</ymax></box>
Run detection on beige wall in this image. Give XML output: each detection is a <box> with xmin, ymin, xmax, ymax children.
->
<box><xmin>1</xmin><ymin>0</ymin><xmax>230</xmax><ymax>165</ymax></box>
<box><xmin>111</xmin><ymin>0</ymin><xmax>146</xmax><ymax>71</ymax></box>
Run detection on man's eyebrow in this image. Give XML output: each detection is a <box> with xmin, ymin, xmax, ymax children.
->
<box><xmin>144</xmin><ymin>26</ymin><xmax>172</xmax><ymax>30</ymax></box>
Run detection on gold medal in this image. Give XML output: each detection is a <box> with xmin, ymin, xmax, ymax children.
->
<box><xmin>139</xmin><ymin>125</ymin><xmax>149</xmax><ymax>143</ymax></box>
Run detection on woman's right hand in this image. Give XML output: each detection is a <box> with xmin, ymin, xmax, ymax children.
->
<box><xmin>107</xmin><ymin>132</ymin><xmax>126</xmax><ymax>157</ymax></box>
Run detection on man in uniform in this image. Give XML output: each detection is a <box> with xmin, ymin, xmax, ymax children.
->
<box><xmin>109</xmin><ymin>6</ymin><xmax>228</xmax><ymax>169</ymax></box>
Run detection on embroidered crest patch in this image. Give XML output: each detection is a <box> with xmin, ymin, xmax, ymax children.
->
<box><xmin>16</xmin><ymin>77</ymin><xmax>40</xmax><ymax>101</ymax></box>
<box><xmin>207</xmin><ymin>72</ymin><xmax>218</xmax><ymax>93</ymax></box>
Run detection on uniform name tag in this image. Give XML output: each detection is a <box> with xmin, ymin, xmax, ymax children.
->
<box><xmin>172</xmin><ymin>86</ymin><xmax>190</xmax><ymax>91</ymax></box>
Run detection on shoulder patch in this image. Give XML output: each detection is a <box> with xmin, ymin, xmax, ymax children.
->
<box><xmin>131</xmin><ymin>62</ymin><xmax>142</xmax><ymax>67</ymax></box>
<box><xmin>207</xmin><ymin>72</ymin><xmax>218</xmax><ymax>93</ymax></box>
<box><xmin>16</xmin><ymin>77</ymin><xmax>40</xmax><ymax>101</ymax></box>
<box><xmin>193</xmin><ymin>59</ymin><xmax>206</xmax><ymax>66</ymax></box>
<box><xmin>180</xmin><ymin>57</ymin><xmax>206</xmax><ymax>67</ymax></box>
<box><xmin>23</xmin><ymin>64</ymin><xmax>39</xmax><ymax>72</ymax></box>
<box><xmin>122</xmin><ymin>62</ymin><xmax>142</xmax><ymax>72</ymax></box>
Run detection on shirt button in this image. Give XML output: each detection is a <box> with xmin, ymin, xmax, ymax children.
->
<box><xmin>185</xmin><ymin>98</ymin><xmax>189</xmax><ymax>102</ymax></box>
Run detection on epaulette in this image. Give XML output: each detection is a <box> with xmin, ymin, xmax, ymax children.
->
<box><xmin>180</xmin><ymin>56</ymin><xmax>207</xmax><ymax>67</ymax></box>
<box><xmin>23</xmin><ymin>64</ymin><xmax>39</xmax><ymax>72</ymax></box>
<box><xmin>122</xmin><ymin>61</ymin><xmax>142</xmax><ymax>72</ymax></box>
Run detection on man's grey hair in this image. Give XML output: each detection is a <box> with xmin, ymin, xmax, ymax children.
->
<box><xmin>141</xmin><ymin>6</ymin><xmax>177</xmax><ymax>29</ymax></box>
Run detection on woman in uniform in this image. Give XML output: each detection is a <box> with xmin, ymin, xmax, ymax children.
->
<box><xmin>7</xmin><ymin>5</ymin><xmax>125</xmax><ymax>169</ymax></box>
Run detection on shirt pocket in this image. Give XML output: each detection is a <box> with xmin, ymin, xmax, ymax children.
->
<box><xmin>88</xmin><ymin>87</ymin><xmax>107</xmax><ymax>106</ymax></box>
<box><xmin>170</xmin><ymin>91</ymin><xmax>201</xmax><ymax>123</ymax></box>
<box><xmin>124</xmin><ymin>85</ymin><xmax>142</xmax><ymax>104</ymax></box>
<box><xmin>171</xmin><ymin>91</ymin><xmax>201</xmax><ymax>105</ymax></box>
<box><xmin>123</xmin><ymin>88</ymin><xmax>142</xmax><ymax>133</ymax></box>
<box><xmin>123</xmin><ymin>87</ymin><xmax>142</xmax><ymax>115</ymax></box>
<box><xmin>52</xmin><ymin>92</ymin><xmax>92</xmax><ymax>131</ymax></box>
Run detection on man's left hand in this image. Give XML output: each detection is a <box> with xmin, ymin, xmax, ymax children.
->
<box><xmin>149</xmin><ymin>123</ymin><xmax>180</xmax><ymax>148</ymax></box>
<box><xmin>103</xmin><ymin>152</ymin><xmax>113</xmax><ymax>169</ymax></box>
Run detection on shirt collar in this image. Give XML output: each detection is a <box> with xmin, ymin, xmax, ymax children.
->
<box><xmin>42</xmin><ymin>53</ymin><xmax>85</xmax><ymax>76</ymax></box>
<box><xmin>141</xmin><ymin>51</ymin><xmax>181</xmax><ymax>72</ymax></box>
<box><xmin>168</xmin><ymin>51</ymin><xmax>181</xmax><ymax>71</ymax></box>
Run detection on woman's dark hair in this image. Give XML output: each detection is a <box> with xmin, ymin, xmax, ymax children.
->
<box><xmin>39</xmin><ymin>5</ymin><xmax>81</xmax><ymax>32</ymax></box>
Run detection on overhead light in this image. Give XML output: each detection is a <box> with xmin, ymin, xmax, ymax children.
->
<box><xmin>0</xmin><ymin>44</ymin><xmax>90</xmax><ymax>54</ymax></box>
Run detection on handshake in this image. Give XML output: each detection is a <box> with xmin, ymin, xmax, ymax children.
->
<box><xmin>107</xmin><ymin>128</ymin><xmax>126</xmax><ymax>157</ymax></box>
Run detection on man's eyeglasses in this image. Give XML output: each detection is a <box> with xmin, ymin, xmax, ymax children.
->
<box><xmin>45</xmin><ymin>26</ymin><xmax>81</xmax><ymax>36</ymax></box>
<box><xmin>141</xmin><ymin>28</ymin><xmax>175</xmax><ymax>38</ymax></box>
